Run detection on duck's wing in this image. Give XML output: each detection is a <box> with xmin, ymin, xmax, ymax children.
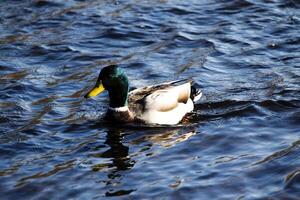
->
<box><xmin>128</xmin><ymin>79</ymin><xmax>191</xmax><ymax>100</ymax></box>
<box><xmin>128</xmin><ymin>79</ymin><xmax>192</xmax><ymax>115</ymax></box>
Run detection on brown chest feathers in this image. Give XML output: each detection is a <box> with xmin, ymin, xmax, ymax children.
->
<box><xmin>105</xmin><ymin>109</ymin><xmax>135</xmax><ymax>123</ymax></box>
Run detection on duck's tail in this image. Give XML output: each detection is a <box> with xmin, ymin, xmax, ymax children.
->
<box><xmin>190</xmin><ymin>82</ymin><xmax>202</xmax><ymax>103</ymax></box>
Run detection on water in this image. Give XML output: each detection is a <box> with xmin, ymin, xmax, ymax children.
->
<box><xmin>0</xmin><ymin>0</ymin><xmax>300</xmax><ymax>199</ymax></box>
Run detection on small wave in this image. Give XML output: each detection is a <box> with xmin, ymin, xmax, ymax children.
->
<box><xmin>195</xmin><ymin>99</ymin><xmax>300</xmax><ymax>122</ymax></box>
<box><xmin>101</xmin><ymin>28</ymin><xmax>132</xmax><ymax>40</ymax></box>
<box><xmin>165</xmin><ymin>7</ymin><xmax>197</xmax><ymax>16</ymax></box>
<box><xmin>0</xmin><ymin>70</ymin><xmax>30</xmax><ymax>80</ymax></box>
<box><xmin>253</xmin><ymin>139</ymin><xmax>300</xmax><ymax>165</ymax></box>
<box><xmin>260</xmin><ymin>100</ymin><xmax>300</xmax><ymax>110</ymax></box>
<box><xmin>33</xmin><ymin>0</ymin><xmax>63</xmax><ymax>8</ymax></box>
<box><xmin>105</xmin><ymin>189</ymin><xmax>136</xmax><ymax>197</ymax></box>
<box><xmin>278</xmin><ymin>1</ymin><xmax>300</xmax><ymax>9</ymax></box>
<box><xmin>285</xmin><ymin>169</ymin><xmax>300</xmax><ymax>189</ymax></box>
<box><xmin>16</xmin><ymin>159</ymin><xmax>76</xmax><ymax>187</ymax></box>
<box><xmin>174</xmin><ymin>35</ymin><xmax>215</xmax><ymax>49</ymax></box>
<box><xmin>216</xmin><ymin>0</ymin><xmax>254</xmax><ymax>14</ymax></box>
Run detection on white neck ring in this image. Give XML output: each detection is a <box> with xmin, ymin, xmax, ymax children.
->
<box><xmin>108</xmin><ymin>106</ymin><xmax>129</xmax><ymax>112</ymax></box>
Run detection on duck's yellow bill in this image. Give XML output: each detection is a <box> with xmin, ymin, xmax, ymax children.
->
<box><xmin>84</xmin><ymin>83</ymin><xmax>105</xmax><ymax>98</ymax></box>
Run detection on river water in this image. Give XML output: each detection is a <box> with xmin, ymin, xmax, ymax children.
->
<box><xmin>0</xmin><ymin>0</ymin><xmax>300</xmax><ymax>199</ymax></box>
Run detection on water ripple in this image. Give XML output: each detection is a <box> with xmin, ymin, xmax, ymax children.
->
<box><xmin>0</xmin><ymin>0</ymin><xmax>300</xmax><ymax>199</ymax></box>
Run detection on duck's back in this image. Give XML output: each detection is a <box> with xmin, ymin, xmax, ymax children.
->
<box><xmin>128</xmin><ymin>80</ymin><xmax>199</xmax><ymax>125</ymax></box>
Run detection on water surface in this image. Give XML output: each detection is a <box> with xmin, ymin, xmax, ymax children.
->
<box><xmin>0</xmin><ymin>0</ymin><xmax>300</xmax><ymax>199</ymax></box>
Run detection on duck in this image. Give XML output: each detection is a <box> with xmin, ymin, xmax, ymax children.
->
<box><xmin>84</xmin><ymin>65</ymin><xmax>202</xmax><ymax>125</ymax></box>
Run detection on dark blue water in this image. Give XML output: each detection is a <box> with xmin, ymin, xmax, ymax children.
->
<box><xmin>1</xmin><ymin>0</ymin><xmax>300</xmax><ymax>199</ymax></box>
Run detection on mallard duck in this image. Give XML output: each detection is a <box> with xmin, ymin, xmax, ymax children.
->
<box><xmin>84</xmin><ymin>65</ymin><xmax>202</xmax><ymax>125</ymax></box>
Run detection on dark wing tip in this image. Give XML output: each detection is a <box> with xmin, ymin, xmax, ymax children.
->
<box><xmin>190</xmin><ymin>82</ymin><xmax>202</xmax><ymax>101</ymax></box>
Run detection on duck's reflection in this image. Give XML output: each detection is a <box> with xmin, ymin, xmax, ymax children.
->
<box><xmin>91</xmin><ymin>127</ymin><xmax>136</xmax><ymax>196</ymax></box>
<box><xmin>92</xmin><ymin>124</ymin><xmax>196</xmax><ymax>197</ymax></box>
<box><xmin>101</xmin><ymin>129</ymin><xmax>134</xmax><ymax>171</ymax></box>
<box><xmin>94</xmin><ymin>126</ymin><xmax>196</xmax><ymax>170</ymax></box>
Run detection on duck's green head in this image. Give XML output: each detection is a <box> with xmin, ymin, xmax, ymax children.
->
<box><xmin>84</xmin><ymin>65</ymin><xmax>129</xmax><ymax>108</ymax></box>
